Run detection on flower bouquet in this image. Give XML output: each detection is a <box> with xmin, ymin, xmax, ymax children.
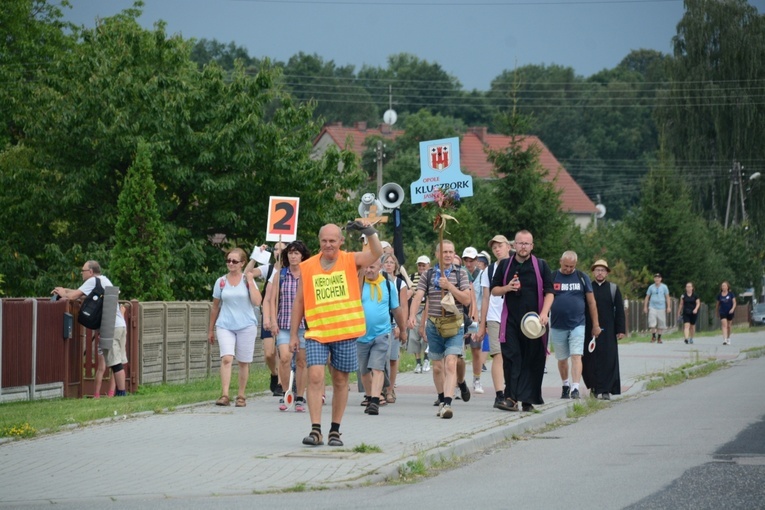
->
<box><xmin>422</xmin><ymin>186</ymin><xmax>461</xmax><ymax>232</ymax></box>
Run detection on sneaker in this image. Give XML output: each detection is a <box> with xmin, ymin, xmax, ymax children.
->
<box><xmin>571</xmin><ymin>388</ymin><xmax>580</xmax><ymax>399</ymax></box>
<box><xmin>295</xmin><ymin>401</ymin><xmax>305</xmax><ymax>412</ymax></box>
<box><xmin>522</xmin><ymin>403</ymin><xmax>535</xmax><ymax>412</ymax></box>
<box><xmin>278</xmin><ymin>398</ymin><xmax>287</xmax><ymax>411</ymax></box>
<box><xmin>684</xmin><ymin>338</ymin><xmax>688</xmax><ymax>344</ymax></box>
<box><xmin>601</xmin><ymin>393</ymin><xmax>611</xmax><ymax>401</ymax></box>
<box><xmin>460</xmin><ymin>384</ymin><xmax>471</xmax><ymax>402</ymax></box>
<box><xmin>273</xmin><ymin>384</ymin><xmax>285</xmax><ymax>397</ymax></box>
<box><xmin>494</xmin><ymin>398</ymin><xmax>518</xmax><ymax>412</ymax></box>
<box><xmin>414</xmin><ymin>363</ymin><xmax>422</xmax><ymax>374</ymax></box>
<box><xmin>473</xmin><ymin>379</ymin><xmax>484</xmax><ymax>394</ymax></box>
<box><xmin>689</xmin><ymin>338</ymin><xmax>694</xmax><ymax>344</ymax></box>
<box><xmin>482</xmin><ymin>364</ymin><xmax>488</xmax><ymax>372</ymax></box>
<box><xmin>561</xmin><ymin>385</ymin><xmax>571</xmax><ymax>399</ymax></box>
<box><xmin>454</xmin><ymin>389</ymin><xmax>460</xmax><ymax>400</ymax></box>
<box><xmin>433</xmin><ymin>398</ymin><xmax>441</xmax><ymax>407</ymax></box>
<box><xmin>439</xmin><ymin>404</ymin><xmax>453</xmax><ymax>419</ymax></box>
<box><xmin>423</xmin><ymin>359</ymin><xmax>431</xmax><ymax>372</ymax></box>
<box><xmin>436</xmin><ymin>402</ymin><xmax>444</xmax><ymax>416</ymax></box>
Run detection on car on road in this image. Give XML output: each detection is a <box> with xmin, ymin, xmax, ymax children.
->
<box><xmin>752</xmin><ymin>303</ymin><xmax>765</xmax><ymax>325</ymax></box>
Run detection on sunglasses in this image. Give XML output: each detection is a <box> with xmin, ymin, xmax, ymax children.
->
<box><xmin>226</xmin><ymin>259</ymin><xmax>242</xmax><ymax>264</ymax></box>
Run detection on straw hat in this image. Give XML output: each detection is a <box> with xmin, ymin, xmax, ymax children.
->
<box><xmin>520</xmin><ymin>312</ymin><xmax>545</xmax><ymax>339</ymax></box>
<box><xmin>590</xmin><ymin>259</ymin><xmax>611</xmax><ymax>272</ymax></box>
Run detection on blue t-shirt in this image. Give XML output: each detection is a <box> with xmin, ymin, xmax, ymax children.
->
<box><xmin>550</xmin><ymin>270</ymin><xmax>592</xmax><ymax>330</ymax></box>
<box><xmin>212</xmin><ymin>276</ymin><xmax>258</xmax><ymax>331</ymax></box>
<box><xmin>359</xmin><ymin>276</ymin><xmax>399</xmax><ymax>344</ymax></box>
<box><xmin>646</xmin><ymin>283</ymin><xmax>670</xmax><ymax>310</ymax></box>
<box><xmin>717</xmin><ymin>292</ymin><xmax>736</xmax><ymax>315</ymax></box>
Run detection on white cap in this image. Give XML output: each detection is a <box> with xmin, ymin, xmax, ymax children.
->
<box><xmin>416</xmin><ymin>255</ymin><xmax>430</xmax><ymax>265</ymax></box>
<box><xmin>462</xmin><ymin>247</ymin><xmax>478</xmax><ymax>259</ymax></box>
<box><xmin>380</xmin><ymin>241</ymin><xmax>392</xmax><ymax>249</ymax></box>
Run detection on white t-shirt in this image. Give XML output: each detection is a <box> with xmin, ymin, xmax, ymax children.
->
<box><xmin>480</xmin><ymin>264</ymin><xmax>504</xmax><ymax>322</ymax></box>
<box><xmin>78</xmin><ymin>275</ymin><xmax>126</xmax><ymax>328</ymax></box>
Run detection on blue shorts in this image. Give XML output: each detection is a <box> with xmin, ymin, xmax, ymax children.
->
<box><xmin>550</xmin><ymin>325</ymin><xmax>585</xmax><ymax>359</ymax></box>
<box><xmin>305</xmin><ymin>338</ymin><xmax>358</xmax><ymax>373</ymax></box>
<box><xmin>425</xmin><ymin>319</ymin><xmax>463</xmax><ymax>360</ymax></box>
<box><xmin>277</xmin><ymin>329</ymin><xmax>306</xmax><ymax>349</ymax></box>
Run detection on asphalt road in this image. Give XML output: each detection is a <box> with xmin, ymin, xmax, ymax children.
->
<box><xmin>9</xmin><ymin>353</ymin><xmax>764</xmax><ymax>510</ymax></box>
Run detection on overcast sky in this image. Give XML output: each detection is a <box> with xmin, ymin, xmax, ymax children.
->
<box><xmin>63</xmin><ymin>0</ymin><xmax>729</xmax><ymax>91</ymax></box>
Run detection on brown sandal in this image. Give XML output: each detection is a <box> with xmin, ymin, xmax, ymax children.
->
<box><xmin>235</xmin><ymin>396</ymin><xmax>246</xmax><ymax>407</ymax></box>
<box><xmin>386</xmin><ymin>389</ymin><xmax>396</xmax><ymax>404</ymax></box>
<box><xmin>302</xmin><ymin>429</ymin><xmax>323</xmax><ymax>446</ymax></box>
<box><xmin>215</xmin><ymin>395</ymin><xmax>230</xmax><ymax>406</ymax></box>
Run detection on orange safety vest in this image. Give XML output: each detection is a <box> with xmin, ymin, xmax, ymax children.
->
<box><xmin>300</xmin><ymin>250</ymin><xmax>366</xmax><ymax>343</ymax></box>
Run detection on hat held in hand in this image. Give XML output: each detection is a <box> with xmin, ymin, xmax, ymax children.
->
<box><xmin>520</xmin><ymin>312</ymin><xmax>545</xmax><ymax>339</ymax></box>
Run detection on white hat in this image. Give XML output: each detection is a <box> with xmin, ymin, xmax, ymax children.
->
<box><xmin>416</xmin><ymin>255</ymin><xmax>430</xmax><ymax>265</ymax></box>
<box><xmin>477</xmin><ymin>250</ymin><xmax>491</xmax><ymax>264</ymax></box>
<box><xmin>462</xmin><ymin>247</ymin><xmax>478</xmax><ymax>259</ymax></box>
<box><xmin>380</xmin><ymin>241</ymin><xmax>392</xmax><ymax>249</ymax></box>
<box><xmin>520</xmin><ymin>312</ymin><xmax>545</xmax><ymax>339</ymax></box>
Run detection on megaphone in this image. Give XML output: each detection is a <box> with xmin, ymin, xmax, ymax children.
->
<box><xmin>379</xmin><ymin>182</ymin><xmax>405</xmax><ymax>210</ymax></box>
<box><xmin>358</xmin><ymin>192</ymin><xmax>384</xmax><ymax>218</ymax></box>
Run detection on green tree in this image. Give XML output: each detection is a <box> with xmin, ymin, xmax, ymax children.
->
<box><xmin>358</xmin><ymin>53</ymin><xmax>463</xmax><ymax>118</ymax></box>
<box><xmin>0</xmin><ymin>5</ymin><xmax>362</xmax><ymax>298</ymax></box>
<box><xmin>658</xmin><ymin>0</ymin><xmax>765</xmax><ymax>228</ymax></box>
<box><xmin>189</xmin><ymin>38</ymin><xmax>258</xmax><ymax>70</ymax></box>
<box><xmin>280</xmin><ymin>52</ymin><xmax>378</xmax><ymax>125</ymax></box>
<box><xmin>0</xmin><ymin>0</ymin><xmax>75</xmax><ymax>146</ymax></box>
<box><xmin>110</xmin><ymin>140</ymin><xmax>173</xmax><ymax>301</ymax></box>
<box><xmin>473</xmin><ymin>110</ymin><xmax>577</xmax><ymax>261</ymax></box>
<box><xmin>620</xmin><ymin>156</ymin><xmax>718</xmax><ymax>298</ymax></box>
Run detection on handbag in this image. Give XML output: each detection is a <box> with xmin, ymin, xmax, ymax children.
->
<box><xmin>430</xmin><ymin>314</ymin><xmax>462</xmax><ymax>338</ymax></box>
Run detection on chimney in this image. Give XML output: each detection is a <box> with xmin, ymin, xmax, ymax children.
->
<box><xmin>354</xmin><ymin>121</ymin><xmax>367</xmax><ymax>131</ymax></box>
<box><xmin>468</xmin><ymin>126</ymin><xmax>488</xmax><ymax>143</ymax></box>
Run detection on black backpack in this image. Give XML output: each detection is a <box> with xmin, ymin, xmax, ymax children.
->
<box><xmin>78</xmin><ymin>277</ymin><xmax>104</xmax><ymax>330</ymax></box>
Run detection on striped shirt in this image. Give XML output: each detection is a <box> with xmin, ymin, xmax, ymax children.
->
<box><xmin>416</xmin><ymin>265</ymin><xmax>470</xmax><ymax>317</ymax></box>
<box><xmin>271</xmin><ymin>268</ymin><xmax>307</xmax><ymax>330</ymax></box>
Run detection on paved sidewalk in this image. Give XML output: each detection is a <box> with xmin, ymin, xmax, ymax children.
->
<box><xmin>0</xmin><ymin>331</ymin><xmax>763</xmax><ymax>506</ymax></box>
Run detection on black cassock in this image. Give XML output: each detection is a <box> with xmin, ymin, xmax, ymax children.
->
<box><xmin>583</xmin><ymin>280</ymin><xmax>626</xmax><ymax>395</ymax></box>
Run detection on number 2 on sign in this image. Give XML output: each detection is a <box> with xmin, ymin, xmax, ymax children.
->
<box><xmin>266</xmin><ymin>197</ymin><xmax>299</xmax><ymax>242</ymax></box>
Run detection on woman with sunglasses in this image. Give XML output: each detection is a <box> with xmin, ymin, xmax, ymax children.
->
<box><xmin>209</xmin><ymin>248</ymin><xmax>263</xmax><ymax>407</ymax></box>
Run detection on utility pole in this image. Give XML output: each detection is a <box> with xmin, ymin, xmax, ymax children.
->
<box><xmin>724</xmin><ymin>161</ymin><xmax>741</xmax><ymax>229</ymax></box>
<box><xmin>375</xmin><ymin>140</ymin><xmax>384</xmax><ymax>195</ymax></box>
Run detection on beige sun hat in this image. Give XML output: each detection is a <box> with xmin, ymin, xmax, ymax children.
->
<box><xmin>520</xmin><ymin>312</ymin><xmax>545</xmax><ymax>339</ymax></box>
<box><xmin>590</xmin><ymin>259</ymin><xmax>611</xmax><ymax>272</ymax></box>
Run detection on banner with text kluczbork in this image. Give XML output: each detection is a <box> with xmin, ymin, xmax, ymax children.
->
<box><xmin>410</xmin><ymin>137</ymin><xmax>474</xmax><ymax>204</ymax></box>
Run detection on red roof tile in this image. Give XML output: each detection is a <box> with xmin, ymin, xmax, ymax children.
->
<box><xmin>316</xmin><ymin>124</ymin><xmax>596</xmax><ymax>214</ymax></box>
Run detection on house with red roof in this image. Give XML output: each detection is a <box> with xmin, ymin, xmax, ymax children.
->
<box><xmin>313</xmin><ymin>122</ymin><xmax>597</xmax><ymax>228</ymax></box>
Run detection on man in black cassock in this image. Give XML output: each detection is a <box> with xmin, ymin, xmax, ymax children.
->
<box><xmin>583</xmin><ymin>259</ymin><xmax>626</xmax><ymax>400</ymax></box>
<box><xmin>490</xmin><ymin>230</ymin><xmax>554</xmax><ymax>412</ymax></box>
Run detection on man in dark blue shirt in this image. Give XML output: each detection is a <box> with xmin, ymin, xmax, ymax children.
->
<box><xmin>550</xmin><ymin>251</ymin><xmax>601</xmax><ymax>399</ymax></box>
